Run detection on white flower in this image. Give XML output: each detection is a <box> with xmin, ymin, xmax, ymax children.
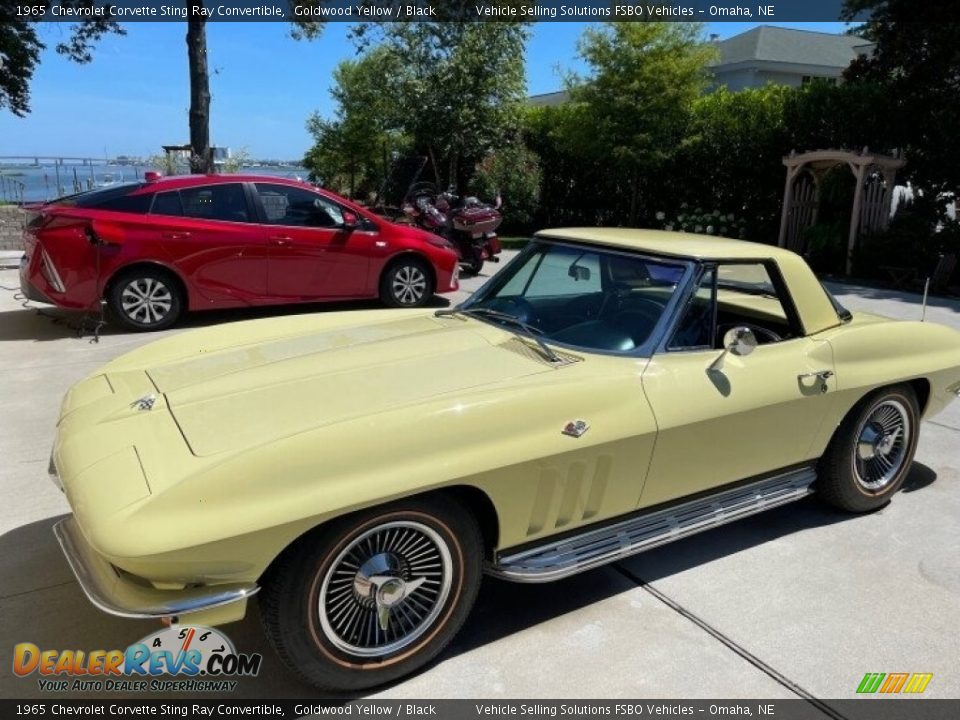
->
<box><xmin>694</xmin><ymin>225</ymin><xmax>703</xmax><ymax>233</ymax></box>
<box><xmin>665</xmin><ymin>224</ymin><xmax>674</xmax><ymax>231</ymax></box>
<box><xmin>655</xmin><ymin>211</ymin><xmax>666</xmax><ymax>221</ymax></box>
<box><xmin>706</xmin><ymin>225</ymin><xmax>715</xmax><ymax>234</ymax></box>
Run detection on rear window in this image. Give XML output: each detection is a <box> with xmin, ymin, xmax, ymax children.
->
<box><xmin>56</xmin><ymin>183</ymin><xmax>151</xmax><ymax>213</ymax></box>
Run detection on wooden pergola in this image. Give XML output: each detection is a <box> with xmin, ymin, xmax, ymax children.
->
<box><xmin>777</xmin><ymin>149</ymin><xmax>905</xmax><ymax>274</ymax></box>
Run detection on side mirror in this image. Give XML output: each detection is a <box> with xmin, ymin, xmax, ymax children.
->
<box><xmin>568</xmin><ymin>264</ymin><xmax>591</xmax><ymax>282</ymax></box>
<box><xmin>341</xmin><ymin>210</ymin><xmax>359</xmax><ymax>230</ymax></box>
<box><xmin>709</xmin><ymin>326</ymin><xmax>757</xmax><ymax>372</ymax></box>
<box><xmin>723</xmin><ymin>326</ymin><xmax>757</xmax><ymax>357</ymax></box>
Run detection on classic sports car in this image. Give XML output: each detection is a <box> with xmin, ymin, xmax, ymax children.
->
<box><xmin>20</xmin><ymin>174</ymin><xmax>459</xmax><ymax>331</ymax></box>
<box><xmin>51</xmin><ymin>229</ymin><xmax>960</xmax><ymax>690</ymax></box>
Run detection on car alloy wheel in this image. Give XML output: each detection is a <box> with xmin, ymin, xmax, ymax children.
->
<box><xmin>317</xmin><ymin>520</ymin><xmax>453</xmax><ymax>658</ymax></box>
<box><xmin>120</xmin><ymin>277</ymin><xmax>174</xmax><ymax>326</ymax></box>
<box><xmin>392</xmin><ymin>265</ymin><xmax>427</xmax><ymax>305</ymax></box>
<box><xmin>380</xmin><ymin>258</ymin><xmax>434</xmax><ymax>309</ymax></box>
<box><xmin>853</xmin><ymin>399</ymin><xmax>911</xmax><ymax>491</ymax></box>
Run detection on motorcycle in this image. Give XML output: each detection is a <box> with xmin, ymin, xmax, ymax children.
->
<box><xmin>401</xmin><ymin>182</ymin><xmax>503</xmax><ymax>277</ymax></box>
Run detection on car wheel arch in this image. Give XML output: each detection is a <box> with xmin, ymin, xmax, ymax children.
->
<box><xmin>380</xmin><ymin>251</ymin><xmax>437</xmax><ymax>291</ymax></box>
<box><xmin>258</xmin><ymin>484</ymin><xmax>500</xmax><ymax>587</ymax></box>
<box><xmin>104</xmin><ymin>260</ymin><xmax>189</xmax><ymax>307</ymax></box>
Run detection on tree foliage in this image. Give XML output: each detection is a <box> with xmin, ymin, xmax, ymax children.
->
<box><xmin>563</xmin><ymin>22</ymin><xmax>717</xmax><ymax>224</ymax></box>
<box><xmin>842</xmin><ymin>0</ymin><xmax>960</xmax><ymax>197</ymax></box>
<box><xmin>305</xmin><ymin>23</ymin><xmax>529</xmax><ymax>200</ymax></box>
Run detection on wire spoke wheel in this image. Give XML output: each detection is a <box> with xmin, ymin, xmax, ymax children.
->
<box><xmin>391</xmin><ymin>266</ymin><xmax>427</xmax><ymax>305</ymax></box>
<box><xmin>853</xmin><ymin>399</ymin><xmax>911</xmax><ymax>492</ymax></box>
<box><xmin>318</xmin><ymin>520</ymin><xmax>453</xmax><ymax>658</ymax></box>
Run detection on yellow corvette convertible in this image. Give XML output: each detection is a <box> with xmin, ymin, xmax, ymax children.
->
<box><xmin>50</xmin><ymin>229</ymin><xmax>960</xmax><ymax>690</ymax></box>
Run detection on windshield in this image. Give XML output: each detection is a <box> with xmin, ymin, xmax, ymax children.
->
<box><xmin>464</xmin><ymin>241</ymin><xmax>687</xmax><ymax>353</ymax></box>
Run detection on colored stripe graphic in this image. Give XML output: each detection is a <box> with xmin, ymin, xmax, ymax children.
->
<box><xmin>857</xmin><ymin>673</ymin><xmax>885</xmax><ymax>693</ymax></box>
<box><xmin>903</xmin><ymin>673</ymin><xmax>933</xmax><ymax>694</ymax></box>
<box><xmin>880</xmin><ymin>673</ymin><xmax>909</xmax><ymax>693</ymax></box>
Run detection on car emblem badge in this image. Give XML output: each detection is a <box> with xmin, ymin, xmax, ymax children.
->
<box><xmin>131</xmin><ymin>394</ymin><xmax>157</xmax><ymax>411</ymax></box>
<box><xmin>562</xmin><ymin>420</ymin><xmax>589</xmax><ymax>438</ymax></box>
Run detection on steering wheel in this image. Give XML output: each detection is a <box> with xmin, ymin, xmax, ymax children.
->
<box><xmin>482</xmin><ymin>297</ymin><xmax>540</xmax><ymax>328</ymax></box>
<box><xmin>599</xmin><ymin>284</ymin><xmax>666</xmax><ymax>322</ymax></box>
<box><xmin>718</xmin><ymin>322</ymin><xmax>782</xmax><ymax>345</ymax></box>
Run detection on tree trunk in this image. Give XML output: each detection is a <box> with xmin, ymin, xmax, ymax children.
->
<box><xmin>187</xmin><ymin>10</ymin><xmax>213</xmax><ymax>174</ymax></box>
<box><xmin>628</xmin><ymin>168</ymin><xmax>640</xmax><ymax>226</ymax></box>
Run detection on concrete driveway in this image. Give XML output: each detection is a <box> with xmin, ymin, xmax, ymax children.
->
<box><xmin>1</xmin><ymin>251</ymin><xmax>958</xmax><ymax>701</ymax></box>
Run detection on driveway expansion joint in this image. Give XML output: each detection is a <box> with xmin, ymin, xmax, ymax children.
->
<box><xmin>613</xmin><ymin>565</ymin><xmax>849</xmax><ymax>719</ymax></box>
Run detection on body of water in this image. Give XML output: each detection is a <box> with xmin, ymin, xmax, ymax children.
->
<box><xmin>0</xmin><ymin>163</ymin><xmax>308</xmax><ymax>204</ymax></box>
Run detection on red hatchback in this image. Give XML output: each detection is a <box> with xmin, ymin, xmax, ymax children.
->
<box><xmin>19</xmin><ymin>174</ymin><xmax>460</xmax><ymax>330</ymax></box>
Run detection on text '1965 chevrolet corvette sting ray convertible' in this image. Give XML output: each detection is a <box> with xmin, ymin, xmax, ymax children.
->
<box><xmin>49</xmin><ymin>229</ymin><xmax>960</xmax><ymax>690</ymax></box>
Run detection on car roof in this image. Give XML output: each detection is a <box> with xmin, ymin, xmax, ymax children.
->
<box><xmin>535</xmin><ymin>228</ymin><xmax>800</xmax><ymax>263</ymax></box>
<box><xmin>142</xmin><ymin>174</ymin><xmax>311</xmax><ymax>191</ymax></box>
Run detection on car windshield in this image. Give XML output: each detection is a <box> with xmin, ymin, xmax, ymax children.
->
<box><xmin>462</xmin><ymin>241</ymin><xmax>687</xmax><ymax>353</ymax></box>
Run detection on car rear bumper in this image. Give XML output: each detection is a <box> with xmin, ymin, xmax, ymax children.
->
<box><xmin>19</xmin><ymin>254</ymin><xmax>54</xmax><ymax>304</ymax></box>
<box><xmin>53</xmin><ymin>516</ymin><xmax>259</xmax><ymax>620</ymax></box>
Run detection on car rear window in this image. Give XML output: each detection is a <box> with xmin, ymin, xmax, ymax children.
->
<box><xmin>56</xmin><ymin>182</ymin><xmax>151</xmax><ymax>213</ymax></box>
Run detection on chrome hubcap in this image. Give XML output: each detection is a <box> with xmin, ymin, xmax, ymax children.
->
<box><xmin>853</xmin><ymin>399</ymin><xmax>910</xmax><ymax>491</ymax></box>
<box><xmin>121</xmin><ymin>278</ymin><xmax>173</xmax><ymax>324</ymax></box>
<box><xmin>392</xmin><ymin>266</ymin><xmax>427</xmax><ymax>305</ymax></box>
<box><xmin>318</xmin><ymin>521</ymin><xmax>452</xmax><ymax>657</ymax></box>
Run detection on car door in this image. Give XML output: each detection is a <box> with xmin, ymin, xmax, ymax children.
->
<box><xmin>253</xmin><ymin>183</ymin><xmax>371</xmax><ymax>299</ymax></box>
<box><xmin>150</xmin><ymin>183</ymin><xmax>269</xmax><ymax>305</ymax></box>
<box><xmin>638</xmin><ymin>262</ymin><xmax>838</xmax><ymax>508</ymax></box>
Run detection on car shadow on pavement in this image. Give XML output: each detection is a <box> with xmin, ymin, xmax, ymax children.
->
<box><xmin>0</xmin><ymin>296</ymin><xmax>452</xmax><ymax>343</ymax></box>
<box><xmin>0</xmin><ymin>463</ymin><xmax>937</xmax><ymax>700</ymax></box>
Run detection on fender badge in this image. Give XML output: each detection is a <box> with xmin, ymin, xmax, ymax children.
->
<box><xmin>131</xmin><ymin>394</ymin><xmax>156</xmax><ymax>411</ymax></box>
<box><xmin>562</xmin><ymin>420</ymin><xmax>589</xmax><ymax>438</ymax></box>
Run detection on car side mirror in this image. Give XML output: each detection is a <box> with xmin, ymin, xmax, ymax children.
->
<box><xmin>341</xmin><ymin>210</ymin><xmax>359</xmax><ymax>230</ymax></box>
<box><xmin>709</xmin><ymin>326</ymin><xmax>757</xmax><ymax>372</ymax></box>
<box><xmin>723</xmin><ymin>326</ymin><xmax>757</xmax><ymax>357</ymax></box>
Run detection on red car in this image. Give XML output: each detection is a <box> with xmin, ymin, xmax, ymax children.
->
<box><xmin>19</xmin><ymin>174</ymin><xmax>460</xmax><ymax>331</ymax></box>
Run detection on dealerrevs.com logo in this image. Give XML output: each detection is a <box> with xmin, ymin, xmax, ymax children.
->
<box><xmin>13</xmin><ymin>626</ymin><xmax>262</xmax><ymax>693</ymax></box>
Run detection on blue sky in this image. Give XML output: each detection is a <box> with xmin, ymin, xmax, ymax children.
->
<box><xmin>1</xmin><ymin>21</ymin><xmax>848</xmax><ymax>161</ymax></box>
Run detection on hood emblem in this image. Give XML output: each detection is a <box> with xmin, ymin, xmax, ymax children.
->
<box><xmin>562</xmin><ymin>420</ymin><xmax>589</xmax><ymax>438</ymax></box>
<box><xmin>131</xmin><ymin>394</ymin><xmax>157</xmax><ymax>411</ymax></box>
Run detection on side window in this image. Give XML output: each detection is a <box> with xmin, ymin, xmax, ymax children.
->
<box><xmin>151</xmin><ymin>191</ymin><xmax>183</xmax><ymax>217</ymax></box>
<box><xmin>669</xmin><ymin>267</ymin><xmax>716</xmax><ymax>350</ymax></box>
<box><xmin>179</xmin><ymin>184</ymin><xmax>250</xmax><ymax>222</ymax></box>
<box><xmin>93</xmin><ymin>192</ymin><xmax>152</xmax><ymax>214</ymax></box>
<box><xmin>670</xmin><ymin>262</ymin><xmax>796</xmax><ymax>351</ymax></box>
<box><xmin>255</xmin><ymin>183</ymin><xmax>344</xmax><ymax>228</ymax></box>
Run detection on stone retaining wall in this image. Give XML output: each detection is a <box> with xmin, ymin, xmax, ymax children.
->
<box><xmin>0</xmin><ymin>205</ymin><xmax>24</xmax><ymax>251</ymax></box>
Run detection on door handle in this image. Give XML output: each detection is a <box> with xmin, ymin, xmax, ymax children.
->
<box><xmin>269</xmin><ymin>235</ymin><xmax>292</xmax><ymax>246</ymax></box>
<box><xmin>161</xmin><ymin>231</ymin><xmax>191</xmax><ymax>240</ymax></box>
<box><xmin>798</xmin><ymin>370</ymin><xmax>834</xmax><ymax>381</ymax></box>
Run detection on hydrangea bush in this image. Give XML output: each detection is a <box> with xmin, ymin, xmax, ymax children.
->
<box><xmin>654</xmin><ymin>204</ymin><xmax>748</xmax><ymax>238</ymax></box>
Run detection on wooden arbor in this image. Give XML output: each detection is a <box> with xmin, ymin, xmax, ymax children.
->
<box><xmin>777</xmin><ymin>149</ymin><xmax>905</xmax><ymax>274</ymax></box>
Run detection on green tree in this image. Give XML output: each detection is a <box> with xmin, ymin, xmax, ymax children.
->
<box><xmin>304</xmin><ymin>46</ymin><xmax>407</xmax><ymax>198</ymax></box>
<box><xmin>566</xmin><ymin>22</ymin><xmax>716</xmax><ymax>224</ymax></box>
<box><xmin>3</xmin><ymin>4</ymin><xmax>323</xmax><ymax>173</ymax></box>
<box><xmin>843</xmin><ymin>0</ymin><xmax>960</xmax><ymax>198</ymax></box>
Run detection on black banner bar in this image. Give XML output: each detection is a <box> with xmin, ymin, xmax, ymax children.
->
<box><xmin>1</xmin><ymin>700</ymin><xmax>959</xmax><ymax>720</ymax></box>
<box><xmin>7</xmin><ymin>1</ymin><xmax>865</xmax><ymax>23</ymax></box>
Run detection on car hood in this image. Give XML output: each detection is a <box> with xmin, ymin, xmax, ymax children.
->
<box><xmin>147</xmin><ymin>314</ymin><xmax>554</xmax><ymax>457</ymax></box>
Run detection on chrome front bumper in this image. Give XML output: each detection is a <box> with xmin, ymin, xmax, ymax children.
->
<box><xmin>53</xmin><ymin>516</ymin><xmax>259</xmax><ymax>619</ymax></box>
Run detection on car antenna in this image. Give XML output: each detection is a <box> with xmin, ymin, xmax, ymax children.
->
<box><xmin>921</xmin><ymin>277</ymin><xmax>930</xmax><ymax>322</ymax></box>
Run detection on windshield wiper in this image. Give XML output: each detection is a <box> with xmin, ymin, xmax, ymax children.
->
<box><xmin>435</xmin><ymin>306</ymin><xmax>564</xmax><ymax>363</ymax></box>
